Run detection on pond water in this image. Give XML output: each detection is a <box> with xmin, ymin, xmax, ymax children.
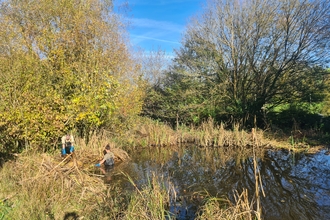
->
<box><xmin>95</xmin><ymin>146</ymin><xmax>330</xmax><ymax>220</ymax></box>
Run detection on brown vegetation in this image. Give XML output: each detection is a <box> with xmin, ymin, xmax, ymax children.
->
<box><xmin>1</xmin><ymin>119</ymin><xmax>328</xmax><ymax>219</ymax></box>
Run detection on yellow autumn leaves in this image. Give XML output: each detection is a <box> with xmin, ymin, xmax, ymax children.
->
<box><xmin>0</xmin><ymin>0</ymin><xmax>145</xmax><ymax>151</ymax></box>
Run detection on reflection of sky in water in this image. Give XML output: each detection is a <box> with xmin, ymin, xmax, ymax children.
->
<box><xmin>102</xmin><ymin>147</ymin><xmax>330</xmax><ymax>220</ymax></box>
<box><xmin>262</xmin><ymin>149</ymin><xmax>330</xmax><ymax>219</ymax></box>
<box><xmin>290</xmin><ymin>150</ymin><xmax>330</xmax><ymax>208</ymax></box>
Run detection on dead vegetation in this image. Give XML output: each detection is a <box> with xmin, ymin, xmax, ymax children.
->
<box><xmin>1</xmin><ymin>120</ymin><xmax>325</xmax><ymax>219</ymax></box>
<box><xmin>0</xmin><ymin>137</ymin><xmax>132</xmax><ymax>220</ymax></box>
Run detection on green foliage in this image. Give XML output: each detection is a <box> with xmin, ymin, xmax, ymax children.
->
<box><xmin>143</xmin><ymin>0</ymin><xmax>330</xmax><ymax>128</ymax></box>
<box><xmin>321</xmin><ymin>68</ymin><xmax>330</xmax><ymax>116</ymax></box>
<box><xmin>143</xmin><ymin>67</ymin><xmax>226</xmax><ymax>126</ymax></box>
<box><xmin>0</xmin><ymin>200</ymin><xmax>11</xmax><ymax>220</ymax></box>
<box><xmin>267</xmin><ymin>103</ymin><xmax>325</xmax><ymax>131</ymax></box>
<box><xmin>0</xmin><ymin>0</ymin><xmax>144</xmax><ymax>152</ymax></box>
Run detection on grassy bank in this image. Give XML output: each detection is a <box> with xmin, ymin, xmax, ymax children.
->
<box><xmin>1</xmin><ymin>118</ymin><xmax>328</xmax><ymax>219</ymax></box>
<box><xmin>122</xmin><ymin>117</ymin><xmax>328</xmax><ymax>153</ymax></box>
<box><xmin>0</xmin><ymin>152</ymin><xmax>259</xmax><ymax>219</ymax></box>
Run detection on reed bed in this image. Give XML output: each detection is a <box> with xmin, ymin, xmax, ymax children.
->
<box><xmin>2</xmin><ymin>117</ymin><xmax>304</xmax><ymax>220</ymax></box>
<box><xmin>0</xmin><ymin>153</ymin><xmax>175</xmax><ymax>220</ymax></box>
<box><xmin>123</xmin><ymin>172</ymin><xmax>175</xmax><ymax>220</ymax></box>
<box><xmin>196</xmin><ymin>189</ymin><xmax>259</xmax><ymax>220</ymax></box>
<box><xmin>0</xmin><ymin>153</ymin><xmax>117</xmax><ymax>219</ymax></box>
<box><xmin>0</xmin><ymin>131</ymin><xmax>266</xmax><ymax>220</ymax></box>
<box><xmin>0</xmin><ymin>134</ymin><xmax>134</xmax><ymax>220</ymax></box>
<box><xmin>121</xmin><ymin>117</ymin><xmax>271</xmax><ymax>151</ymax></box>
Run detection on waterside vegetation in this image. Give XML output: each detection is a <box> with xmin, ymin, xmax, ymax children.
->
<box><xmin>1</xmin><ymin>118</ymin><xmax>328</xmax><ymax>219</ymax></box>
<box><xmin>1</xmin><ymin>0</ymin><xmax>330</xmax><ymax>219</ymax></box>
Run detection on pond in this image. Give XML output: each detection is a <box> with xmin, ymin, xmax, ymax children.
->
<box><xmin>95</xmin><ymin>146</ymin><xmax>330</xmax><ymax>220</ymax></box>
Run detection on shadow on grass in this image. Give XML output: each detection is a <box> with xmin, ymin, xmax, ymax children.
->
<box><xmin>0</xmin><ymin>152</ymin><xmax>16</xmax><ymax>168</ymax></box>
<box><xmin>63</xmin><ymin>212</ymin><xmax>79</xmax><ymax>220</ymax></box>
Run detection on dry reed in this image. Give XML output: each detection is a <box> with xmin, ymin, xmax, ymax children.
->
<box><xmin>0</xmin><ymin>152</ymin><xmax>114</xmax><ymax>219</ymax></box>
<box><xmin>2</xmin><ymin>118</ymin><xmax>295</xmax><ymax>220</ymax></box>
<box><xmin>121</xmin><ymin>117</ymin><xmax>273</xmax><ymax>150</ymax></box>
<box><xmin>123</xmin><ymin>172</ymin><xmax>175</xmax><ymax>220</ymax></box>
<box><xmin>196</xmin><ymin>189</ymin><xmax>260</xmax><ymax>220</ymax></box>
<box><xmin>0</xmin><ymin>132</ymin><xmax>133</xmax><ymax>220</ymax></box>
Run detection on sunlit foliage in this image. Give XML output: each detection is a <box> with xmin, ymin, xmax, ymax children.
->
<box><xmin>144</xmin><ymin>0</ymin><xmax>330</xmax><ymax>127</ymax></box>
<box><xmin>0</xmin><ymin>0</ymin><xmax>144</xmax><ymax>152</ymax></box>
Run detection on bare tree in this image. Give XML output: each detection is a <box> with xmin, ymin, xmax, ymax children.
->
<box><xmin>174</xmin><ymin>0</ymin><xmax>330</xmax><ymax>125</ymax></box>
<box><xmin>133</xmin><ymin>47</ymin><xmax>171</xmax><ymax>86</ymax></box>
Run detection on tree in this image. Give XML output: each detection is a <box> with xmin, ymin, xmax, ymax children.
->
<box><xmin>139</xmin><ymin>46</ymin><xmax>224</xmax><ymax>126</ymax></box>
<box><xmin>169</xmin><ymin>0</ymin><xmax>330</xmax><ymax>127</ymax></box>
<box><xmin>136</xmin><ymin>49</ymin><xmax>181</xmax><ymax>124</ymax></box>
<box><xmin>135</xmin><ymin>48</ymin><xmax>171</xmax><ymax>86</ymax></box>
<box><xmin>0</xmin><ymin>0</ymin><xmax>143</xmax><ymax>152</ymax></box>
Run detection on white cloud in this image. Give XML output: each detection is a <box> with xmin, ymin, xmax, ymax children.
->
<box><xmin>131</xmin><ymin>34</ymin><xmax>181</xmax><ymax>45</ymax></box>
<box><xmin>130</xmin><ymin>18</ymin><xmax>184</xmax><ymax>33</ymax></box>
<box><xmin>121</xmin><ymin>0</ymin><xmax>200</xmax><ymax>6</ymax></box>
<box><xmin>128</xmin><ymin>18</ymin><xmax>184</xmax><ymax>50</ymax></box>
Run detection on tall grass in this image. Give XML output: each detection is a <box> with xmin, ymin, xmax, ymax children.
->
<box><xmin>0</xmin><ymin>133</ymin><xmax>265</xmax><ymax>220</ymax></box>
<box><xmin>123</xmin><ymin>172</ymin><xmax>174</xmax><ymax>220</ymax></box>
<box><xmin>195</xmin><ymin>139</ymin><xmax>264</xmax><ymax>220</ymax></box>
<box><xmin>0</xmin><ymin>153</ymin><xmax>175</xmax><ymax>219</ymax></box>
<box><xmin>196</xmin><ymin>189</ymin><xmax>259</xmax><ymax>220</ymax></box>
<box><xmin>3</xmin><ymin>116</ymin><xmax>310</xmax><ymax>220</ymax></box>
<box><xmin>118</xmin><ymin>117</ymin><xmax>270</xmax><ymax>150</ymax></box>
<box><xmin>0</xmin><ymin>151</ymin><xmax>126</xmax><ymax>219</ymax></box>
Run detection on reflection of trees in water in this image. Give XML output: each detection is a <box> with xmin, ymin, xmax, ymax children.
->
<box><xmin>120</xmin><ymin>146</ymin><xmax>330</xmax><ymax>219</ymax></box>
<box><xmin>256</xmin><ymin>150</ymin><xmax>321</xmax><ymax>220</ymax></box>
<box><xmin>161</xmin><ymin>147</ymin><xmax>328</xmax><ymax>220</ymax></box>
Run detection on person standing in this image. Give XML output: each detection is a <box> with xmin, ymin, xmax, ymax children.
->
<box><xmin>61</xmin><ymin>134</ymin><xmax>75</xmax><ymax>157</ymax></box>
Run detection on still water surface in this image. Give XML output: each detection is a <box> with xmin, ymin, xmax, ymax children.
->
<box><xmin>97</xmin><ymin>146</ymin><xmax>330</xmax><ymax>220</ymax></box>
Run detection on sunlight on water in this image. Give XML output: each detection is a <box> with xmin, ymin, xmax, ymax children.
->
<box><xmin>95</xmin><ymin>146</ymin><xmax>330</xmax><ymax>220</ymax></box>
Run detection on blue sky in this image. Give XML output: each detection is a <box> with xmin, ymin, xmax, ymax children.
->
<box><xmin>115</xmin><ymin>0</ymin><xmax>204</xmax><ymax>54</ymax></box>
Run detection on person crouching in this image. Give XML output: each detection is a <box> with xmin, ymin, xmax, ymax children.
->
<box><xmin>61</xmin><ymin>134</ymin><xmax>75</xmax><ymax>157</ymax></box>
<box><xmin>95</xmin><ymin>144</ymin><xmax>114</xmax><ymax>169</ymax></box>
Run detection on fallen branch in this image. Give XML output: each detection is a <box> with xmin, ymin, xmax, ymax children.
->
<box><xmin>2</xmin><ymin>193</ymin><xmax>17</xmax><ymax>203</ymax></box>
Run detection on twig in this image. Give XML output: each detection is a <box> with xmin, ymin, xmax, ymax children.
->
<box><xmin>2</xmin><ymin>193</ymin><xmax>17</xmax><ymax>203</ymax></box>
<box><xmin>20</xmin><ymin>154</ymin><xmax>72</xmax><ymax>183</ymax></box>
<box><xmin>48</xmin><ymin>154</ymin><xmax>72</xmax><ymax>173</ymax></box>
